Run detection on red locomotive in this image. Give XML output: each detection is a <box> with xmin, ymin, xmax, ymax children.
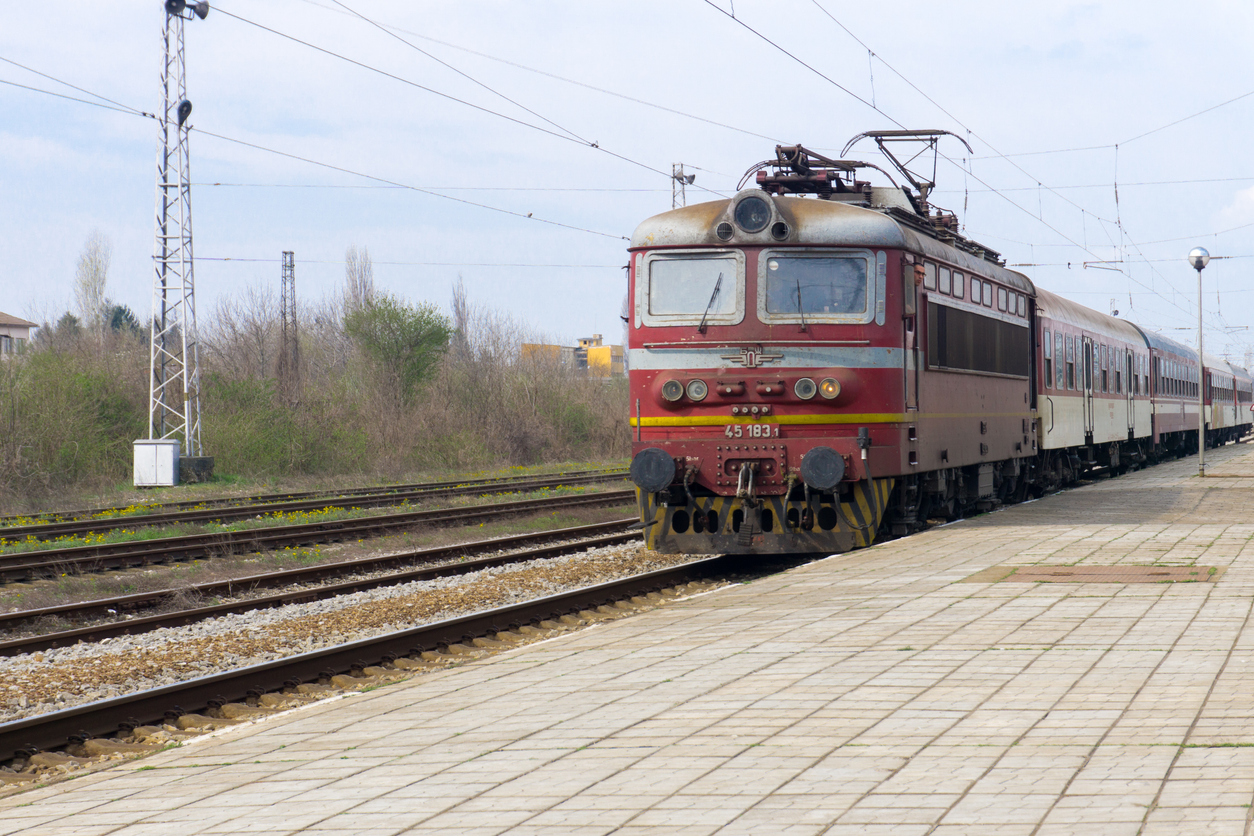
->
<box><xmin>626</xmin><ymin>136</ymin><xmax>1252</xmax><ymax>554</ymax></box>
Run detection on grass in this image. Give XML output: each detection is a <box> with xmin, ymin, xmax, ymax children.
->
<box><xmin>0</xmin><ymin>459</ymin><xmax>627</xmax><ymax>526</ymax></box>
<box><xmin>0</xmin><ymin>482</ymin><xmax>625</xmax><ymax>558</ymax></box>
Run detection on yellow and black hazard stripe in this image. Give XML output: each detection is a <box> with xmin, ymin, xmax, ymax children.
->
<box><xmin>636</xmin><ymin>478</ymin><xmax>895</xmax><ymax>556</ymax></box>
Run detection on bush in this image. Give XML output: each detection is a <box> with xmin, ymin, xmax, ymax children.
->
<box><xmin>1</xmin><ymin>284</ymin><xmax>629</xmax><ymax>511</ymax></box>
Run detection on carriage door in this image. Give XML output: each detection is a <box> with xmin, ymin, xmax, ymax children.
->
<box><xmin>1082</xmin><ymin>337</ymin><xmax>1095</xmax><ymax>439</ymax></box>
<box><xmin>1125</xmin><ymin>350</ymin><xmax>1135</xmax><ymax>434</ymax></box>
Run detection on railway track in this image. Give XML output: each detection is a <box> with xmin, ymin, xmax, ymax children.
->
<box><xmin>0</xmin><ymin>489</ymin><xmax>636</xmax><ymax>583</ymax></box>
<box><xmin>0</xmin><ymin>553</ymin><xmax>737</xmax><ymax>766</ymax></box>
<box><xmin>0</xmin><ymin>470</ymin><xmax>627</xmax><ymax>543</ymax></box>
<box><xmin>0</xmin><ymin>519</ymin><xmax>639</xmax><ymax>655</ymax></box>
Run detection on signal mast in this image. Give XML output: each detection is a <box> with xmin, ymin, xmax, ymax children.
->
<box><xmin>135</xmin><ymin>0</ymin><xmax>211</xmax><ymax>485</ymax></box>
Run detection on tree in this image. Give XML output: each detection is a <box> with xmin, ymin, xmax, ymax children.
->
<box><xmin>345</xmin><ymin>293</ymin><xmax>452</xmax><ymax>404</ymax></box>
<box><xmin>74</xmin><ymin>231</ymin><xmax>111</xmax><ymax>334</ymax></box>
<box><xmin>450</xmin><ymin>276</ymin><xmax>471</xmax><ymax>361</ymax></box>
<box><xmin>106</xmin><ymin>302</ymin><xmax>143</xmax><ymax>337</ymax></box>
<box><xmin>344</xmin><ymin>245</ymin><xmax>374</xmax><ymax>314</ymax></box>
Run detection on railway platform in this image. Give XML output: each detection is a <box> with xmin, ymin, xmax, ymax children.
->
<box><xmin>5</xmin><ymin>444</ymin><xmax>1254</xmax><ymax>835</ymax></box>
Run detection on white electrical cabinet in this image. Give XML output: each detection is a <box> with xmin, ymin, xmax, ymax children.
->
<box><xmin>133</xmin><ymin>439</ymin><xmax>180</xmax><ymax>487</ymax></box>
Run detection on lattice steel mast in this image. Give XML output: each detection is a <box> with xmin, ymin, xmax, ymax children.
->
<box><xmin>148</xmin><ymin>0</ymin><xmax>208</xmax><ymax>455</ymax></box>
<box><xmin>278</xmin><ymin>251</ymin><xmax>300</xmax><ymax>403</ymax></box>
<box><xmin>672</xmin><ymin>163</ymin><xmax>694</xmax><ymax>208</ymax></box>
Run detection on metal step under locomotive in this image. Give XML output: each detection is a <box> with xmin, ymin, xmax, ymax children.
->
<box><xmin>626</xmin><ymin>133</ymin><xmax>1253</xmax><ymax>555</ymax></box>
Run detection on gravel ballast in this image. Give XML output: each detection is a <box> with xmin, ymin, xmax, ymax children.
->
<box><xmin>2</xmin><ymin>541</ymin><xmax>695</xmax><ymax>725</ymax></box>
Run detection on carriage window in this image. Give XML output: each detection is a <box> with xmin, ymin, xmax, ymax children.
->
<box><xmin>983</xmin><ymin>282</ymin><xmax>993</xmax><ymax>307</ymax></box>
<box><xmin>924</xmin><ymin>262</ymin><xmax>937</xmax><ymax>290</ymax></box>
<box><xmin>644</xmin><ymin>253</ymin><xmax>743</xmax><ymax>324</ymax></box>
<box><xmin>1066</xmin><ymin>335</ymin><xmax>1075</xmax><ymax>390</ymax></box>
<box><xmin>762</xmin><ymin>254</ymin><xmax>868</xmax><ymax>315</ymax></box>
<box><xmin>970</xmin><ymin>277</ymin><xmax>981</xmax><ymax>303</ymax></box>
<box><xmin>1017</xmin><ymin>294</ymin><xmax>1026</xmax><ymax>316</ymax></box>
<box><xmin>997</xmin><ymin>287</ymin><xmax>1008</xmax><ymax>311</ymax></box>
<box><xmin>938</xmin><ymin>266</ymin><xmax>951</xmax><ymax>295</ymax></box>
<box><xmin>952</xmin><ymin>271</ymin><xmax>964</xmax><ymax>299</ymax></box>
<box><xmin>1055</xmin><ymin>332</ymin><xmax>1064</xmax><ymax>389</ymax></box>
<box><xmin>1044</xmin><ymin>329</ymin><xmax>1053</xmax><ymax>389</ymax></box>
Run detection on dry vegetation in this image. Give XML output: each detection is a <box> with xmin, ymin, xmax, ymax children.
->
<box><xmin>0</xmin><ymin>253</ymin><xmax>630</xmax><ymax>514</ymax></box>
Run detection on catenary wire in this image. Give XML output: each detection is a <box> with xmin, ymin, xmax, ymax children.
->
<box><xmin>195</xmin><ymin>183</ymin><xmax>670</xmax><ymax>192</ymax></box>
<box><xmin>706</xmin><ymin>9</ymin><xmax>1202</xmax><ymax>321</ymax></box>
<box><xmin>198</xmin><ymin>257</ymin><xmax>622</xmax><ymax>267</ymax></box>
<box><xmin>805</xmin><ymin>0</ymin><xmax>1249</xmax><ymax>324</ymax></box>
<box><xmin>0</xmin><ymin>77</ymin><xmax>147</xmax><ymax>118</ymax></box>
<box><xmin>740</xmin><ymin>2</ymin><xmax>1221</xmax><ymax>326</ymax></box>
<box><xmin>327</xmin><ymin>0</ymin><xmax>588</xmax><ymax>145</ymax></box>
<box><xmin>0</xmin><ymin>57</ymin><xmax>153</xmax><ymax>117</ymax></box>
<box><xmin>288</xmin><ymin>0</ymin><xmax>784</xmax><ymax>148</ymax></box>
<box><xmin>0</xmin><ymin>59</ymin><xmax>628</xmax><ymax>241</ymax></box>
<box><xmin>192</xmin><ymin>126</ymin><xmax>630</xmax><ymax>240</ymax></box>
<box><xmin>212</xmin><ymin>5</ymin><xmax>727</xmax><ymax>199</ymax></box>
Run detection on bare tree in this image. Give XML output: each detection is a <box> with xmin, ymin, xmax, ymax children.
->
<box><xmin>344</xmin><ymin>245</ymin><xmax>375</xmax><ymax>315</ymax></box>
<box><xmin>202</xmin><ymin>286</ymin><xmax>278</xmax><ymax>380</ymax></box>
<box><xmin>74</xmin><ymin>231</ymin><xmax>111</xmax><ymax>335</ymax></box>
<box><xmin>451</xmin><ymin>275</ymin><xmax>471</xmax><ymax>360</ymax></box>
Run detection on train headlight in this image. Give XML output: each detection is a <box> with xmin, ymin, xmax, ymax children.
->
<box><xmin>734</xmin><ymin>196</ymin><xmax>771</xmax><ymax>233</ymax></box>
<box><xmin>686</xmin><ymin>379</ymin><xmax>708</xmax><ymax>401</ymax></box>
<box><xmin>794</xmin><ymin>377</ymin><xmax>817</xmax><ymax>400</ymax></box>
<box><xmin>661</xmin><ymin>379</ymin><xmax>684</xmax><ymax>402</ymax></box>
<box><xmin>819</xmin><ymin>378</ymin><xmax>841</xmax><ymax>399</ymax></box>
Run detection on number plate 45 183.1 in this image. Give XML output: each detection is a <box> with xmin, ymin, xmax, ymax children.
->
<box><xmin>724</xmin><ymin>423</ymin><xmax>779</xmax><ymax>439</ymax></box>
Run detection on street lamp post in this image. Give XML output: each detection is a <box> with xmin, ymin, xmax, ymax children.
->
<box><xmin>1189</xmin><ymin>247</ymin><xmax>1210</xmax><ymax>476</ymax></box>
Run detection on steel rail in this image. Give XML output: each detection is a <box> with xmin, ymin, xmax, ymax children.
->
<box><xmin>0</xmin><ymin>522</ymin><xmax>639</xmax><ymax>655</ymax></box>
<box><xmin>0</xmin><ymin>467</ymin><xmax>625</xmax><ymax>529</ymax></box>
<box><xmin>0</xmin><ymin>554</ymin><xmax>737</xmax><ymax>764</ymax></box>
<box><xmin>0</xmin><ymin>471</ymin><xmax>627</xmax><ymax>543</ymax></box>
<box><xmin>0</xmin><ymin>490</ymin><xmax>636</xmax><ymax>583</ymax></box>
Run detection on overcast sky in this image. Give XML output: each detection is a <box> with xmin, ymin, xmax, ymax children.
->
<box><xmin>3</xmin><ymin>1</ymin><xmax>1253</xmax><ymax>357</ymax></box>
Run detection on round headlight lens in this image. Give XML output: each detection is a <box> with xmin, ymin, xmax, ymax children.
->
<box><xmin>661</xmin><ymin>379</ymin><xmax>684</xmax><ymax>402</ymax></box>
<box><xmin>819</xmin><ymin>378</ymin><xmax>841</xmax><ymax>399</ymax></box>
<box><xmin>794</xmin><ymin>377</ymin><xmax>817</xmax><ymax>400</ymax></box>
<box><xmin>686</xmin><ymin>379</ymin><xmax>708</xmax><ymax>401</ymax></box>
<box><xmin>734</xmin><ymin>196</ymin><xmax>771</xmax><ymax>233</ymax></box>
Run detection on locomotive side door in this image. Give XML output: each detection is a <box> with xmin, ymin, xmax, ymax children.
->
<box><xmin>903</xmin><ymin>259</ymin><xmax>919</xmax><ymax>411</ymax></box>
<box><xmin>1082</xmin><ymin>336</ymin><xmax>1095</xmax><ymax>439</ymax></box>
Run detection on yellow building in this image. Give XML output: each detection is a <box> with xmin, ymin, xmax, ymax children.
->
<box><xmin>521</xmin><ymin>334</ymin><xmax>624</xmax><ymax>377</ymax></box>
<box><xmin>586</xmin><ymin>343</ymin><xmax>625</xmax><ymax>377</ymax></box>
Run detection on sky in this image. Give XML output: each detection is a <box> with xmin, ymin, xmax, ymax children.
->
<box><xmin>2</xmin><ymin>0</ymin><xmax>1253</xmax><ymax>357</ymax></box>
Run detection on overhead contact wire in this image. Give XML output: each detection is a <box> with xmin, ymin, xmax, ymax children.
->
<box><xmin>0</xmin><ymin>57</ymin><xmax>627</xmax><ymax>241</ymax></box>
<box><xmin>721</xmin><ymin>3</ymin><xmax>1213</xmax><ymax>324</ymax></box>
<box><xmin>213</xmin><ymin>5</ymin><xmax>727</xmax><ymax>198</ymax></box>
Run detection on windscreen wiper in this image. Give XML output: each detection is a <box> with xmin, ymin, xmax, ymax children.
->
<box><xmin>697</xmin><ymin>272</ymin><xmax>723</xmax><ymax>334</ymax></box>
<box><xmin>796</xmin><ymin>277</ymin><xmax>808</xmax><ymax>332</ymax></box>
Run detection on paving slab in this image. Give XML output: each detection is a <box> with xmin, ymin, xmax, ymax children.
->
<box><xmin>5</xmin><ymin>444</ymin><xmax>1254</xmax><ymax>834</ymax></box>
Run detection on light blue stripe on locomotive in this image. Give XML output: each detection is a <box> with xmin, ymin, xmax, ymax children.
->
<box><xmin>628</xmin><ymin>346</ymin><xmax>904</xmax><ymax>371</ymax></box>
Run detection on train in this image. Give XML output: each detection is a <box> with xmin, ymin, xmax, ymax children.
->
<box><xmin>626</xmin><ymin>139</ymin><xmax>1253</xmax><ymax>555</ymax></box>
